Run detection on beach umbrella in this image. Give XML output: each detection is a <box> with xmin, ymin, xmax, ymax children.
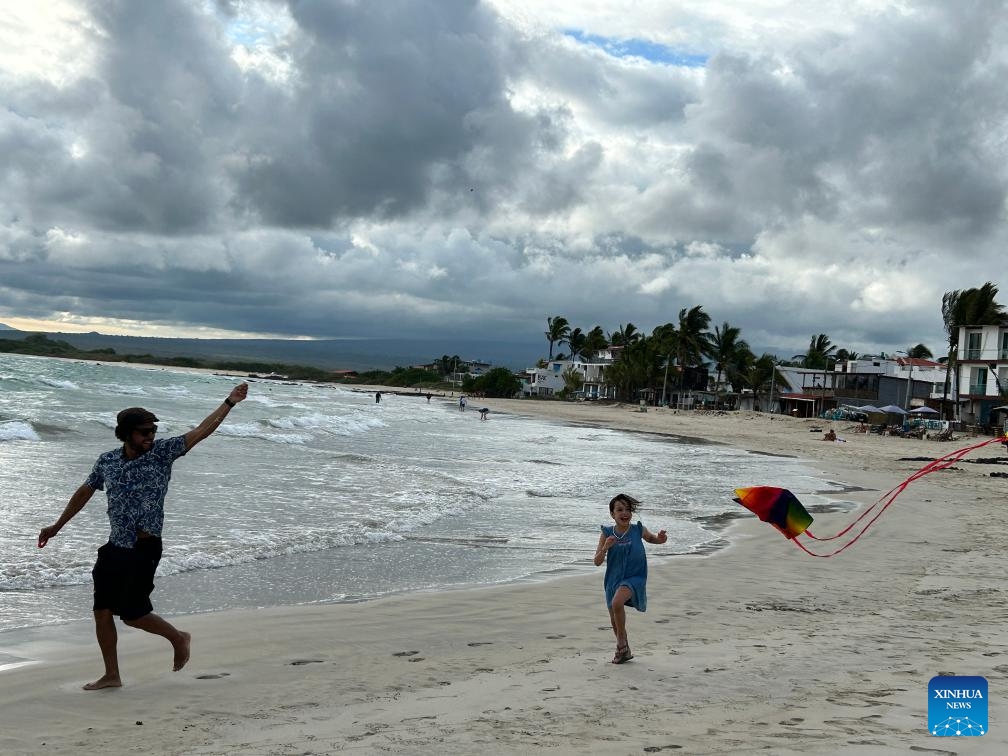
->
<box><xmin>877</xmin><ymin>404</ymin><xmax>907</xmax><ymax>415</ymax></box>
<box><xmin>857</xmin><ymin>405</ymin><xmax>883</xmax><ymax>413</ymax></box>
<box><xmin>907</xmin><ymin>407</ymin><xmax>939</xmax><ymax>415</ymax></box>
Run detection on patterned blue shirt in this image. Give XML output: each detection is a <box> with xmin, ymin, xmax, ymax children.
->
<box><xmin>85</xmin><ymin>435</ymin><xmax>188</xmax><ymax>547</ymax></box>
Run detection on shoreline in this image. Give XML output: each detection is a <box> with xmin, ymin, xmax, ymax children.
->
<box><xmin>2</xmin><ymin>396</ymin><xmax>1006</xmax><ymax>753</ymax></box>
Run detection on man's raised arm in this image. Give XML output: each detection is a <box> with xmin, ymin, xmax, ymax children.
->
<box><xmin>184</xmin><ymin>383</ymin><xmax>248</xmax><ymax>452</ymax></box>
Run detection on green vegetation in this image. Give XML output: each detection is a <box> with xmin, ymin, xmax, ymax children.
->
<box><xmin>355</xmin><ymin>366</ymin><xmax>442</xmax><ymax>386</ymax></box>
<box><xmin>0</xmin><ymin>333</ymin><xmax>115</xmax><ymax>358</ymax></box>
<box><xmin>461</xmin><ymin>367</ymin><xmax>522</xmax><ymax>397</ymax></box>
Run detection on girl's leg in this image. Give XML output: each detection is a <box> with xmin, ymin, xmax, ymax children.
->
<box><xmin>609</xmin><ymin>586</ymin><xmax>633</xmax><ymax>658</ymax></box>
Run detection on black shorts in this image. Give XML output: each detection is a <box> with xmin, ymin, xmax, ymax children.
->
<box><xmin>92</xmin><ymin>537</ymin><xmax>163</xmax><ymax>621</ymax></box>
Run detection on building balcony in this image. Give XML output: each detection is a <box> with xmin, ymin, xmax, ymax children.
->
<box><xmin>965</xmin><ymin>349</ymin><xmax>983</xmax><ymax>360</ymax></box>
<box><xmin>968</xmin><ymin>384</ymin><xmax>987</xmax><ymax>395</ymax></box>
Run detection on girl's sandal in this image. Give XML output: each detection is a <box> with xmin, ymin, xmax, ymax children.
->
<box><xmin>612</xmin><ymin>645</ymin><xmax>633</xmax><ymax>664</ymax></box>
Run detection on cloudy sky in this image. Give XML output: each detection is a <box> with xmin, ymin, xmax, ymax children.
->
<box><xmin>2</xmin><ymin>0</ymin><xmax>1006</xmax><ymax>359</ymax></box>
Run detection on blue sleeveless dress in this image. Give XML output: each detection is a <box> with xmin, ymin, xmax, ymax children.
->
<box><xmin>602</xmin><ymin>521</ymin><xmax>647</xmax><ymax>612</ymax></box>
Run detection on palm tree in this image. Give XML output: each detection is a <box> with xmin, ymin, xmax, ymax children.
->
<box><xmin>941</xmin><ymin>289</ymin><xmax>963</xmax><ymax>415</ymax></box>
<box><xmin>650</xmin><ymin>323</ymin><xmax>677</xmax><ymax>355</ymax></box>
<box><xmin>545</xmin><ymin>316</ymin><xmax>570</xmax><ymax>360</ymax></box>
<box><xmin>608</xmin><ymin>322</ymin><xmax>641</xmax><ymax>346</ymax></box>
<box><xmin>741</xmin><ymin>353</ymin><xmax>778</xmax><ymax>411</ymax></box>
<box><xmin>675</xmin><ymin>306</ymin><xmax>712</xmax><ymax>373</ymax></box>
<box><xmin>906</xmin><ymin>343</ymin><xmax>933</xmax><ymax>359</ymax></box>
<box><xmin>563</xmin><ymin>327</ymin><xmax>587</xmax><ymax>362</ymax></box>
<box><xmin>584</xmin><ymin>326</ymin><xmax>608</xmax><ymax>357</ymax></box>
<box><xmin>710</xmin><ymin>321</ymin><xmax>749</xmax><ymax>395</ymax></box>
<box><xmin>647</xmin><ymin>323</ymin><xmax>678</xmax><ymax>405</ymax></box>
<box><xmin>941</xmin><ymin>282</ymin><xmax>1007</xmax><ymax>417</ymax></box>
<box><xmin>795</xmin><ymin>333</ymin><xmax>836</xmax><ymax>370</ymax></box>
<box><xmin>834</xmin><ymin>348</ymin><xmax>860</xmax><ymax>363</ymax></box>
<box><xmin>613</xmin><ymin>336</ymin><xmax>664</xmax><ymax>402</ymax></box>
<box><xmin>436</xmin><ymin>354</ymin><xmax>460</xmax><ymax>379</ymax></box>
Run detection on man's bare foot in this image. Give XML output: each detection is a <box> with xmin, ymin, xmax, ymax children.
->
<box><xmin>173</xmin><ymin>631</ymin><xmax>191</xmax><ymax>671</ymax></box>
<box><xmin>83</xmin><ymin>674</ymin><xmax>122</xmax><ymax>690</ymax></box>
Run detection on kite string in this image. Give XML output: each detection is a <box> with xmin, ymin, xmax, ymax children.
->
<box><xmin>804</xmin><ymin>435</ymin><xmax>1001</xmax><ymax>541</ymax></box>
<box><xmin>796</xmin><ymin>435</ymin><xmax>1004</xmax><ymax>556</ymax></box>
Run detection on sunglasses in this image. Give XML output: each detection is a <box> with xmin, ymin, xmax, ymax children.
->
<box><xmin>135</xmin><ymin>425</ymin><xmax>158</xmax><ymax>437</ymax></box>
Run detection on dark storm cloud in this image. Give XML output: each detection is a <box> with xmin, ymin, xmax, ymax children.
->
<box><xmin>228</xmin><ymin>0</ymin><xmax>562</xmax><ymax>226</ymax></box>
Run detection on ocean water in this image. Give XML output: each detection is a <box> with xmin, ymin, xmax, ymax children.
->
<box><xmin>1</xmin><ymin>353</ymin><xmax>839</xmax><ymax>634</ymax></box>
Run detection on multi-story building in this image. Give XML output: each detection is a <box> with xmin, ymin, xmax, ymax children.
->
<box><xmin>522</xmin><ymin>347</ymin><xmax>623</xmax><ymax>399</ymax></box>
<box><xmin>956</xmin><ymin>324</ymin><xmax>1008</xmax><ymax>428</ymax></box>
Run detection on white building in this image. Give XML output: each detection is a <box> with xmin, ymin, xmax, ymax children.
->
<box><xmin>523</xmin><ymin>359</ymin><xmax>571</xmax><ymax>397</ymax></box>
<box><xmin>956</xmin><ymin>323</ymin><xmax>1008</xmax><ymax>427</ymax></box>
<box><xmin>579</xmin><ymin>346</ymin><xmax>621</xmax><ymax>400</ymax></box>
<box><xmin>522</xmin><ymin>347</ymin><xmax>623</xmax><ymax>399</ymax></box>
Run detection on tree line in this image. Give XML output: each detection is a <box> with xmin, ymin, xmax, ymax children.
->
<box><xmin>541</xmin><ymin>281</ymin><xmax>1007</xmax><ymax>405</ymax></box>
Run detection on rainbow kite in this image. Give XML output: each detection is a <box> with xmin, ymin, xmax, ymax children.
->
<box><xmin>733</xmin><ymin>486</ymin><xmax>813</xmax><ymax>539</ymax></box>
<box><xmin>734</xmin><ymin>435</ymin><xmax>1007</xmax><ymax>557</ymax></box>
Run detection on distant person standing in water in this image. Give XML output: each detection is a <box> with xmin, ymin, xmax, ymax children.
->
<box><xmin>375</xmin><ymin>391</ymin><xmax>382</xmax><ymax>403</ymax></box>
<box><xmin>479</xmin><ymin>407</ymin><xmax>489</xmax><ymax>421</ymax></box>
<box><xmin>459</xmin><ymin>395</ymin><xmax>467</xmax><ymax>412</ymax></box>
<box><xmin>38</xmin><ymin>383</ymin><xmax>249</xmax><ymax>690</ymax></box>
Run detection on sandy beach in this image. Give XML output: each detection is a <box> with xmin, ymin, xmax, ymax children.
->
<box><xmin>2</xmin><ymin>400</ymin><xmax>1006</xmax><ymax>755</ymax></box>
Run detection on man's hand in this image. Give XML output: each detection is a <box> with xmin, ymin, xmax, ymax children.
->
<box><xmin>228</xmin><ymin>383</ymin><xmax>249</xmax><ymax>405</ymax></box>
<box><xmin>38</xmin><ymin>524</ymin><xmax>59</xmax><ymax>548</ymax></box>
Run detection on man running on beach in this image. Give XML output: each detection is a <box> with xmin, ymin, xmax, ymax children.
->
<box><xmin>38</xmin><ymin>383</ymin><xmax>249</xmax><ymax>690</ymax></box>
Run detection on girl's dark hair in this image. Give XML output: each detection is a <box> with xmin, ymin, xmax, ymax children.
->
<box><xmin>608</xmin><ymin>493</ymin><xmax>640</xmax><ymax>513</ymax></box>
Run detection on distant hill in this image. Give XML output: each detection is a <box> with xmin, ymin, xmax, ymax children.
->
<box><xmin>0</xmin><ymin>323</ymin><xmax>15</xmax><ymax>330</ymax></box>
<box><xmin>0</xmin><ymin>329</ymin><xmax>539</xmax><ymax>371</ymax></box>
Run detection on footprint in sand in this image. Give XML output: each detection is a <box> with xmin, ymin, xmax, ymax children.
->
<box><xmin>467</xmin><ymin>642</ymin><xmax>493</xmax><ymax>647</ymax></box>
<box><xmin>288</xmin><ymin>659</ymin><xmax>324</xmax><ymax>666</ymax></box>
<box><xmin>407</xmin><ymin>657</ymin><xmax>425</xmax><ymax>663</ymax></box>
<box><xmin>196</xmin><ymin>672</ymin><xmax>231</xmax><ymax>680</ymax></box>
<box><xmin>393</xmin><ymin>650</ymin><xmax>420</xmax><ymax>657</ymax></box>
<box><xmin>546</xmin><ymin>634</ymin><xmax>566</xmax><ymax>639</ymax></box>
<box><xmin>654</xmin><ymin>619</ymin><xmax>670</xmax><ymax>624</ymax></box>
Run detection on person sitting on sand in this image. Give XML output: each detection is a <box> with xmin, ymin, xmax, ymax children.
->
<box><xmin>822</xmin><ymin>428</ymin><xmax>837</xmax><ymax>442</ymax></box>
<box><xmin>38</xmin><ymin>383</ymin><xmax>248</xmax><ymax>690</ymax></box>
<box><xmin>593</xmin><ymin>493</ymin><xmax>667</xmax><ymax>664</ymax></box>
